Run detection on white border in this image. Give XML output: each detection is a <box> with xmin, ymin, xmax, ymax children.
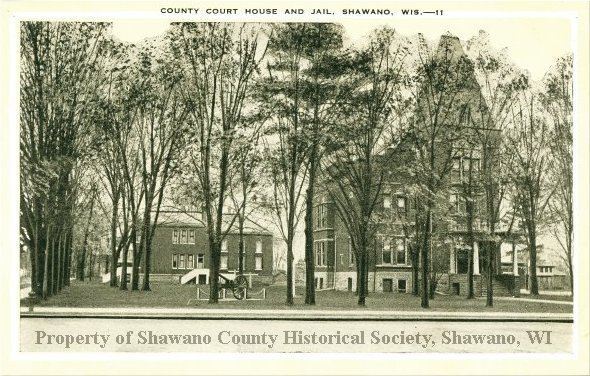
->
<box><xmin>6</xmin><ymin>4</ymin><xmax>586</xmax><ymax>371</ymax></box>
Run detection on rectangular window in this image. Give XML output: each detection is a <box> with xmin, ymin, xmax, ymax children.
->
<box><xmin>383</xmin><ymin>194</ymin><xmax>391</xmax><ymax>209</ymax></box>
<box><xmin>180</xmin><ymin>229</ymin><xmax>187</xmax><ymax>244</ymax></box>
<box><xmin>188</xmin><ymin>230</ymin><xmax>195</xmax><ymax>244</ymax></box>
<box><xmin>179</xmin><ymin>254</ymin><xmax>185</xmax><ymax>269</ymax></box>
<box><xmin>450</xmin><ymin>194</ymin><xmax>464</xmax><ymax>213</ymax></box>
<box><xmin>255</xmin><ymin>254</ymin><xmax>263</xmax><ymax>271</ymax></box>
<box><xmin>395</xmin><ymin>238</ymin><xmax>406</xmax><ymax>265</ymax></box>
<box><xmin>220</xmin><ymin>254</ymin><xmax>228</xmax><ymax>270</ymax></box>
<box><xmin>315</xmin><ymin>205</ymin><xmax>329</xmax><ymax>229</ymax></box>
<box><xmin>383</xmin><ymin>279</ymin><xmax>393</xmax><ymax>292</ymax></box>
<box><xmin>451</xmin><ymin>158</ymin><xmax>461</xmax><ymax>183</ymax></box>
<box><xmin>396</xmin><ymin>196</ymin><xmax>407</xmax><ymax>213</ymax></box>
<box><xmin>463</xmin><ymin>158</ymin><xmax>471</xmax><ymax>171</ymax></box>
<box><xmin>197</xmin><ymin>254</ymin><xmax>204</xmax><ymax>268</ymax></box>
<box><xmin>382</xmin><ymin>239</ymin><xmax>393</xmax><ymax>265</ymax></box>
<box><xmin>315</xmin><ymin>242</ymin><xmax>326</xmax><ymax>266</ymax></box>
<box><xmin>187</xmin><ymin>254</ymin><xmax>194</xmax><ymax>269</ymax></box>
<box><xmin>172</xmin><ymin>254</ymin><xmax>178</xmax><ymax>269</ymax></box>
<box><xmin>349</xmin><ymin>238</ymin><xmax>354</xmax><ymax>265</ymax></box>
<box><xmin>172</xmin><ymin>229</ymin><xmax>179</xmax><ymax>244</ymax></box>
<box><xmin>398</xmin><ymin>279</ymin><xmax>407</xmax><ymax>293</ymax></box>
<box><xmin>222</xmin><ymin>239</ymin><xmax>228</xmax><ymax>253</ymax></box>
<box><xmin>464</xmin><ymin>157</ymin><xmax>480</xmax><ymax>172</ymax></box>
<box><xmin>255</xmin><ymin>239</ymin><xmax>262</xmax><ymax>254</ymax></box>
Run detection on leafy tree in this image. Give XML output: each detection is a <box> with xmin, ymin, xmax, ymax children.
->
<box><xmin>132</xmin><ymin>42</ymin><xmax>189</xmax><ymax>291</ymax></box>
<box><xmin>228</xmin><ymin>118</ymin><xmax>266</xmax><ymax>275</ymax></box>
<box><xmin>322</xmin><ymin>27</ymin><xmax>411</xmax><ymax>306</ymax></box>
<box><xmin>410</xmin><ymin>34</ymin><xmax>481</xmax><ymax>308</ymax></box>
<box><xmin>507</xmin><ymin>91</ymin><xmax>553</xmax><ymax>296</ymax></box>
<box><xmin>542</xmin><ymin>55</ymin><xmax>573</xmax><ymax>296</ymax></box>
<box><xmin>170</xmin><ymin>23</ymin><xmax>267</xmax><ymax>303</ymax></box>
<box><xmin>467</xmin><ymin>32</ymin><xmax>527</xmax><ymax>306</ymax></box>
<box><xmin>261</xmin><ymin>23</ymin><xmax>348</xmax><ymax>305</ymax></box>
<box><xmin>20</xmin><ymin>21</ymin><xmax>110</xmax><ymax>298</ymax></box>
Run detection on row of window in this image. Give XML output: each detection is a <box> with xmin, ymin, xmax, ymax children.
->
<box><xmin>172</xmin><ymin>253</ymin><xmax>204</xmax><ymax>269</ymax></box>
<box><xmin>451</xmin><ymin>157</ymin><xmax>481</xmax><ymax>183</ymax></box>
<box><xmin>314</xmin><ymin>237</ymin><xmax>408</xmax><ymax>267</ymax></box>
<box><xmin>448</xmin><ymin>220</ymin><xmax>487</xmax><ymax>232</ymax></box>
<box><xmin>383</xmin><ymin>195</ymin><xmax>408</xmax><ymax>212</ymax></box>
<box><xmin>172</xmin><ymin>229</ymin><xmax>196</xmax><ymax>244</ymax></box>
<box><xmin>383</xmin><ymin>278</ymin><xmax>407</xmax><ymax>293</ymax></box>
<box><xmin>221</xmin><ymin>239</ymin><xmax>264</xmax><ymax>254</ymax></box>
<box><xmin>172</xmin><ymin>253</ymin><xmax>264</xmax><ymax>271</ymax></box>
<box><xmin>380</xmin><ymin>238</ymin><xmax>407</xmax><ymax>265</ymax></box>
<box><xmin>452</xmin><ymin>157</ymin><xmax>480</xmax><ymax>172</ymax></box>
<box><xmin>172</xmin><ymin>229</ymin><xmax>265</xmax><ymax>254</ymax></box>
<box><xmin>221</xmin><ymin>253</ymin><xmax>264</xmax><ymax>271</ymax></box>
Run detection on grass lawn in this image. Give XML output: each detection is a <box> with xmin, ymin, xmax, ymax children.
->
<box><xmin>21</xmin><ymin>280</ymin><xmax>572</xmax><ymax>314</ymax></box>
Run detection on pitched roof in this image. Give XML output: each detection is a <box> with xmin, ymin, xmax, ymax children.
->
<box><xmin>154</xmin><ymin>211</ymin><xmax>272</xmax><ymax>235</ymax></box>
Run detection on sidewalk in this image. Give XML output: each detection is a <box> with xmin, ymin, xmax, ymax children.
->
<box><xmin>20</xmin><ymin>306</ymin><xmax>573</xmax><ymax>322</ymax></box>
<box><xmin>520</xmin><ymin>289</ymin><xmax>572</xmax><ymax>296</ymax></box>
<box><xmin>495</xmin><ymin>296</ymin><xmax>573</xmax><ymax>306</ymax></box>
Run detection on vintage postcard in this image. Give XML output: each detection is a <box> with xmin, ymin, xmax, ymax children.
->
<box><xmin>1</xmin><ymin>0</ymin><xmax>588</xmax><ymax>375</ymax></box>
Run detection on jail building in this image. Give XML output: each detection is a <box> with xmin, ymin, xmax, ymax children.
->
<box><xmin>149</xmin><ymin>211</ymin><xmax>273</xmax><ymax>284</ymax></box>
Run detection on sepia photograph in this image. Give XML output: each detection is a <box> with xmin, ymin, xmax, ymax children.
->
<box><xmin>1</xmin><ymin>1</ymin><xmax>589</xmax><ymax>375</ymax></box>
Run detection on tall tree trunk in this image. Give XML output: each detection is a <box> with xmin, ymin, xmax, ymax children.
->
<box><xmin>286</xmin><ymin>239</ymin><xmax>294</xmax><ymax>305</ymax></box>
<box><xmin>357</xmin><ymin>251</ymin><xmax>366</xmax><ymax>306</ymax></box>
<box><xmin>56</xmin><ymin>233</ymin><xmax>62</xmax><ymax>291</ymax></box>
<box><xmin>51</xmin><ymin>234</ymin><xmax>57</xmax><ymax>295</ymax></box>
<box><xmin>355</xmin><ymin>260</ymin><xmax>360</xmax><ymax>296</ymax></box>
<box><xmin>466</xmin><ymin>201</ymin><xmax>475</xmax><ymax>299</ymax></box>
<box><xmin>31</xmin><ymin>211</ymin><xmax>41</xmax><ymax>296</ymax></box>
<box><xmin>209</xmin><ymin>240</ymin><xmax>221</xmax><ymax>304</ymax></box>
<box><xmin>88</xmin><ymin>247</ymin><xmax>95</xmax><ymax>281</ymax></box>
<box><xmin>304</xmin><ymin>168</ymin><xmax>316</xmax><ymax>305</ymax></box>
<box><xmin>131</xmin><ymin>231</ymin><xmax>143</xmax><ymax>291</ymax></box>
<box><xmin>485</xmin><ymin>240</ymin><xmax>495</xmax><ymax>307</ymax></box>
<box><xmin>420</xmin><ymin>210</ymin><xmax>431</xmax><ymax>308</ymax></box>
<box><xmin>120</xmin><ymin>229</ymin><xmax>132</xmax><ymax>290</ymax></box>
<box><xmin>64</xmin><ymin>232</ymin><xmax>72</xmax><ymax>286</ymax></box>
<box><xmin>42</xmin><ymin>226</ymin><xmax>50</xmax><ymax>299</ymax></box>
<box><xmin>411</xmin><ymin>246</ymin><xmax>420</xmax><ymax>296</ymax></box>
<box><xmin>238</xmin><ymin>216</ymin><xmax>245</xmax><ymax>274</ymax></box>
<box><xmin>528</xmin><ymin>228</ymin><xmax>539</xmax><ymax>295</ymax></box>
<box><xmin>110</xmin><ymin>194</ymin><xmax>120</xmax><ymax>287</ymax></box>
<box><xmin>141</xmin><ymin>207</ymin><xmax>152</xmax><ymax>291</ymax></box>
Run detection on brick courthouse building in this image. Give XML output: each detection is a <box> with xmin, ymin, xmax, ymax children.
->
<box><xmin>312</xmin><ymin>34</ymin><xmax>524</xmax><ymax>297</ymax></box>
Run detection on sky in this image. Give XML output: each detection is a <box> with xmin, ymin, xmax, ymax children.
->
<box><xmin>111</xmin><ymin>17</ymin><xmax>572</xmax><ymax>81</ymax></box>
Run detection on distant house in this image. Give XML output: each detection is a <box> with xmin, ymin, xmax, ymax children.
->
<box><xmin>149</xmin><ymin>211</ymin><xmax>273</xmax><ymax>284</ymax></box>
